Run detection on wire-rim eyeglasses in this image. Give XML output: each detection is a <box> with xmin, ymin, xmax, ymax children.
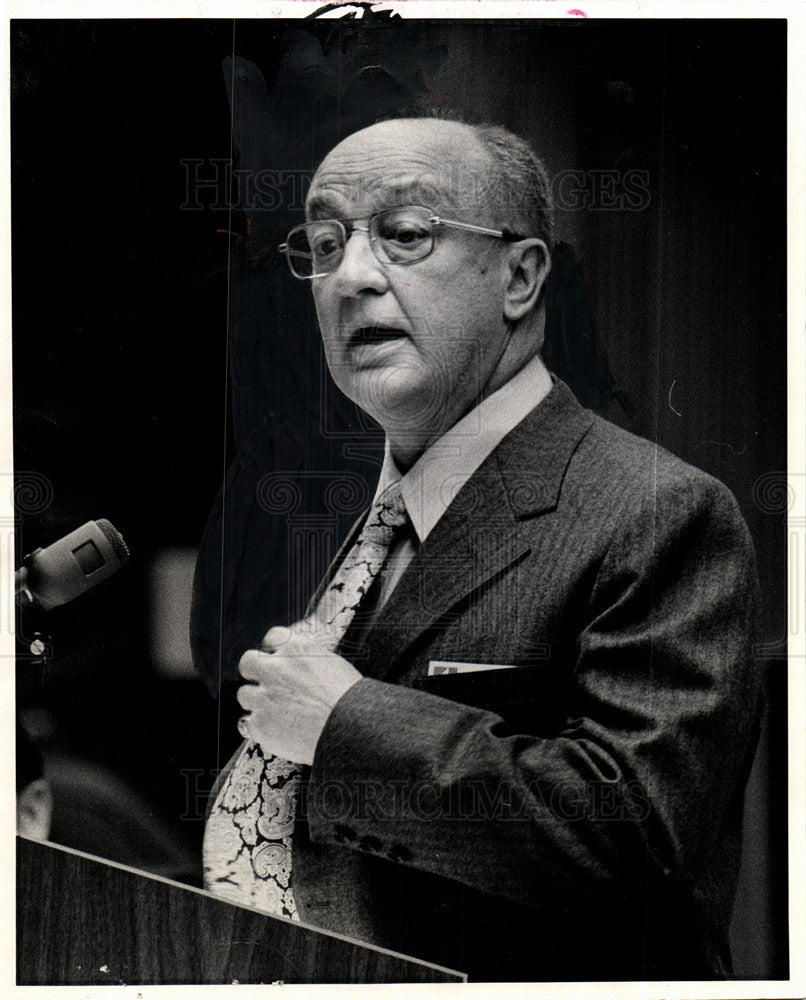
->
<box><xmin>278</xmin><ymin>205</ymin><xmax>528</xmax><ymax>280</ymax></box>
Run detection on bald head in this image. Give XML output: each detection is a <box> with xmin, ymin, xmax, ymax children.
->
<box><xmin>323</xmin><ymin>116</ymin><xmax>487</xmax><ymax>159</ymax></box>
<box><xmin>308</xmin><ymin>118</ymin><xmax>495</xmax><ymax>226</ymax></box>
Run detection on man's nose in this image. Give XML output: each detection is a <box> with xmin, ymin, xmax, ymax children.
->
<box><xmin>332</xmin><ymin>227</ymin><xmax>389</xmax><ymax>297</ymax></box>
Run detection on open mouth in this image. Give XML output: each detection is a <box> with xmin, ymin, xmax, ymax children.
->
<box><xmin>351</xmin><ymin>326</ymin><xmax>407</xmax><ymax>345</ymax></box>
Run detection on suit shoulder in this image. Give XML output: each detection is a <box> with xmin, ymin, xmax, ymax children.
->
<box><xmin>574</xmin><ymin>413</ymin><xmax>744</xmax><ymax>520</ymax></box>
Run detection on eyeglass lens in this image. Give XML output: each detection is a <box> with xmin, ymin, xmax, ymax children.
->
<box><xmin>285</xmin><ymin>206</ymin><xmax>436</xmax><ymax>278</ymax></box>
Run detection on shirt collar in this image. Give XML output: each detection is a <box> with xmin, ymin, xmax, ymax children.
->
<box><xmin>372</xmin><ymin>353</ymin><xmax>553</xmax><ymax>543</ymax></box>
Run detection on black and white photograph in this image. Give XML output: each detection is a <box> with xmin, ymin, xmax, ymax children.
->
<box><xmin>6</xmin><ymin>4</ymin><xmax>802</xmax><ymax>992</ymax></box>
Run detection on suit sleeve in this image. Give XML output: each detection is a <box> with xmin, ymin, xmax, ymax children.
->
<box><xmin>304</xmin><ymin>471</ymin><xmax>760</xmax><ymax>907</ymax></box>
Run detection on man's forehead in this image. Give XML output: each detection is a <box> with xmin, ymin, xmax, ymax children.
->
<box><xmin>306</xmin><ymin>120</ymin><xmax>492</xmax><ymax>219</ymax></box>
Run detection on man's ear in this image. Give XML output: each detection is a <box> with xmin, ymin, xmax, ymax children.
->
<box><xmin>503</xmin><ymin>240</ymin><xmax>551</xmax><ymax>323</ymax></box>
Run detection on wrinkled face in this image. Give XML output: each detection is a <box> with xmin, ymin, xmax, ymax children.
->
<box><xmin>306</xmin><ymin>119</ymin><xmax>512</xmax><ymax>448</ymax></box>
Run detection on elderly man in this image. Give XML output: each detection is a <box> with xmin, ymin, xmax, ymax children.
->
<box><xmin>202</xmin><ymin>117</ymin><xmax>760</xmax><ymax>981</ymax></box>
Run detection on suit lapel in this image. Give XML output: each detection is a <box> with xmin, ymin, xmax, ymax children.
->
<box><xmin>359</xmin><ymin>378</ymin><xmax>596</xmax><ymax>682</ymax></box>
<box><xmin>361</xmin><ymin>458</ymin><xmax>527</xmax><ymax>680</ymax></box>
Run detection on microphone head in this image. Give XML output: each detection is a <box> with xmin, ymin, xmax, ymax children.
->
<box><xmin>94</xmin><ymin>518</ymin><xmax>130</xmax><ymax>566</ymax></box>
<box><xmin>22</xmin><ymin>519</ymin><xmax>130</xmax><ymax>611</ymax></box>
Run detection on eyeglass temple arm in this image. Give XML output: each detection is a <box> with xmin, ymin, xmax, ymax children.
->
<box><xmin>433</xmin><ymin>216</ymin><xmax>524</xmax><ymax>242</ymax></box>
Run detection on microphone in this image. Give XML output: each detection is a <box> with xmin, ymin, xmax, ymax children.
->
<box><xmin>15</xmin><ymin>519</ymin><xmax>130</xmax><ymax>611</ymax></box>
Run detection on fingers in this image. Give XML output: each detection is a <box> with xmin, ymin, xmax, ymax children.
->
<box><xmin>238</xmin><ymin>648</ymin><xmax>268</xmax><ymax>682</ymax></box>
<box><xmin>260</xmin><ymin>620</ymin><xmax>334</xmax><ymax>653</ymax></box>
<box><xmin>236</xmin><ymin>681</ymin><xmax>259</xmax><ymax>711</ymax></box>
<box><xmin>238</xmin><ymin>640</ymin><xmax>298</xmax><ymax>685</ymax></box>
<box><xmin>239</xmin><ymin>620</ymin><xmax>334</xmax><ymax>685</ymax></box>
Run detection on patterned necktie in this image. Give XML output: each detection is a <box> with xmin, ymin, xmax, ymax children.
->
<box><xmin>202</xmin><ymin>481</ymin><xmax>409</xmax><ymax>918</ymax></box>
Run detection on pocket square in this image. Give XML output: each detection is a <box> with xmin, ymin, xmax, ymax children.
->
<box><xmin>427</xmin><ymin>660</ymin><xmax>520</xmax><ymax>676</ymax></box>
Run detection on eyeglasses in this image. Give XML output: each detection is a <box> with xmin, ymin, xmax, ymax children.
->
<box><xmin>278</xmin><ymin>205</ymin><xmax>526</xmax><ymax>280</ymax></box>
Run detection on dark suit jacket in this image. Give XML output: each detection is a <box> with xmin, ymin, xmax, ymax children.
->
<box><xmin>218</xmin><ymin>378</ymin><xmax>761</xmax><ymax>982</ymax></box>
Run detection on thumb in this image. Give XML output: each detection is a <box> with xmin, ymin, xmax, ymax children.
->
<box><xmin>260</xmin><ymin>625</ymin><xmax>292</xmax><ymax>652</ymax></box>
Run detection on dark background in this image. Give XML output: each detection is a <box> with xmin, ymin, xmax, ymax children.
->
<box><xmin>11</xmin><ymin>17</ymin><xmax>788</xmax><ymax>978</ymax></box>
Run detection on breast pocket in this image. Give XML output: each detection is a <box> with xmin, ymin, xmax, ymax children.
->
<box><xmin>415</xmin><ymin>665</ymin><xmax>554</xmax><ymax>735</ymax></box>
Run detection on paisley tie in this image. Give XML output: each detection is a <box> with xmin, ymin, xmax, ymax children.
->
<box><xmin>202</xmin><ymin>481</ymin><xmax>409</xmax><ymax>917</ymax></box>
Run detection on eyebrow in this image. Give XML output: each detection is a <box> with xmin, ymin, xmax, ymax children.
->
<box><xmin>306</xmin><ymin>193</ymin><xmax>344</xmax><ymax>220</ymax></box>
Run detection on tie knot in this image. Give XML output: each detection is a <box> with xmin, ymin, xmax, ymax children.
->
<box><xmin>360</xmin><ymin>480</ymin><xmax>408</xmax><ymax>543</ymax></box>
<box><xmin>377</xmin><ymin>479</ymin><xmax>407</xmax><ymax>521</ymax></box>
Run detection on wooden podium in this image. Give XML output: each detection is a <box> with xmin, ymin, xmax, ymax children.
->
<box><xmin>17</xmin><ymin>837</ymin><xmax>465</xmax><ymax>985</ymax></box>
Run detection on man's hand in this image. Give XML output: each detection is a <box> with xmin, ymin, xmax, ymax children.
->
<box><xmin>237</xmin><ymin>623</ymin><xmax>362</xmax><ymax>765</ymax></box>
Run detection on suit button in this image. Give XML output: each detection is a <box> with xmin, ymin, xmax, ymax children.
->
<box><xmin>357</xmin><ymin>835</ymin><xmax>382</xmax><ymax>853</ymax></box>
<box><xmin>387</xmin><ymin>844</ymin><xmax>412</xmax><ymax>863</ymax></box>
<box><xmin>333</xmin><ymin>823</ymin><xmax>355</xmax><ymax>844</ymax></box>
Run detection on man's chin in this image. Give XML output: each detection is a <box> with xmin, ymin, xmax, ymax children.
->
<box><xmin>348</xmin><ymin>373</ymin><xmax>448</xmax><ymax>439</ymax></box>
